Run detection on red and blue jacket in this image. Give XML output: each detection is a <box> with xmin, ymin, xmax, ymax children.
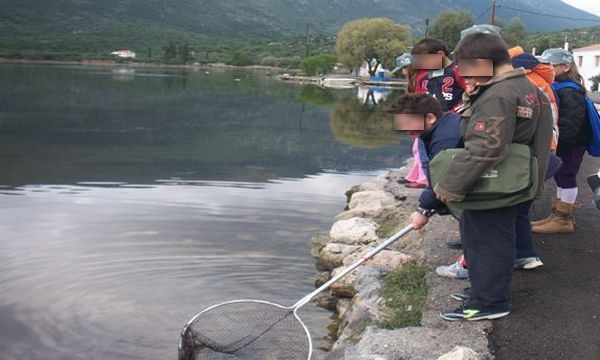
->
<box><xmin>416</xmin><ymin>64</ymin><xmax>466</xmax><ymax>113</ymax></box>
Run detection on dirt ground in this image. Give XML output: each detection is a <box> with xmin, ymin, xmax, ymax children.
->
<box><xmin>490</xmin><ymin>155</ymin><xmax>600</xmax><ymax>360</ymax></box>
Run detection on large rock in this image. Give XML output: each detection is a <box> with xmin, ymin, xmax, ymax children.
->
<box><xmin>330</xmin><ymin>217</ymin><xmax>379</xmax><ymax>245</ymax></box>
<box><xmin>348</xmin><ymin>190</ymin><xmax>397</xmax><ymax>215</ymax></box>
<box><xmin>311</xmin><ymin>292</ymin><xmax>338</xmax><ymax>311</ymax></box>
<box><xmin>437</xmin><ymin>346</ymin><xmax>479</xmax><ymax>360</ymax></box>
<box><xmin>332</xmin><ymin>266</ymin><xmax>385</xmax><ymax>352</ymax></box>
<box><xmin>356</xmin><ymin>174</ymin><xmax>388</xmax><ymax>192</ymax></box>
<box><xmin>316</xmin><ymin>243</ymin><xmax>361</xmax><ymax>271</ymax></box>
<box><xmin>336</xmin><ymin>298</ymin><xmax>353</xmax><ymax>320</ymax></box>
<box><xmin>310</xmin><ymin>233</ymin><xmax>331</xmax><ymax>259</ymax></box>
<box><xmin>344</xmin><ymin>327</ymin><xmax>481</xmax><ymax>360</ymax></box>
<box><xmin>342</xmin><ymin>248</ymin><xmax>416</xmax><ymax>273</ymax></box>
<box><xmin>329</xmin><ymin>266</ymin><xmax>358</xmax><ymax>298</ymax></box>
<box><xmin>327</xmin><ymin>245</ymin><xmax>415</xmax><ymax>300</ymax></box>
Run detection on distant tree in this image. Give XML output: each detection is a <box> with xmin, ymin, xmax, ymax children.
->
<box><xmin>336</xmin><ymin>18</ymin><xmax>411</xmax><ymax>76</ymax></box>
<box><xmin>163</xmin><ymin>41</ymin><xmax>177</xmax><ymax>60</ymax></box>
<box><xmin>228</xmin><ymin>51</ymin><xmax>254</xmax><ymax>66</ymax></box>
<box><xmin>180</xmin><ymin>42</ymin><xmax>190</xmax><ymax>63</ymax></box>
<box><xmin>260</xmin><ymin>56</ymin><xmax>281</xmax><ymax>67</ymax></box>
<box><xmin>147</xmin><ymin>47</ymin><xmax>152</xmax><ymax>59</ymax></box>
<box><xmin>429</xmin><ymin>11</ymin><xmax>474</xmax><ymax>50</ymax></box>
<box><xmin>501</xmin><ymin>18</ymin><xmax>528</xmax><ymax>47</ymax></box>
<box><xmin>300</xmin><ymin>53</ymin><xmax>337</xmax><ymax>75</ymax></box>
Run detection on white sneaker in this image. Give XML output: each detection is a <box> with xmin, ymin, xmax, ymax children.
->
<box><xmin>514</xmin><ymin>257</ymin><xmax>544</xmax><ymax>270</ymax></box>
<box><xmin>436</xmin><ymin>261</ymin><xmax>469</xmax><ymax>279</ymax></box>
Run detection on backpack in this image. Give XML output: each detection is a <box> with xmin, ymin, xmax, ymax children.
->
<box><xmin>552</xmin><ymin>81</ymin><xmax>600</xmax><ymax>157</ymax></box>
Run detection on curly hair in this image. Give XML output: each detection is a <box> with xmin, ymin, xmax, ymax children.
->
<box><xmin>389</xmin><ymin>93</ymin><xmax>443</xmax><ymax>119</ymax></box>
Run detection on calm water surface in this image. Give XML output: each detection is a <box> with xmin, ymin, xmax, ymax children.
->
<box><xmin>0</xmin><ymin>64</ymin><xmax>410</xmax><ymax>359</ymax></box>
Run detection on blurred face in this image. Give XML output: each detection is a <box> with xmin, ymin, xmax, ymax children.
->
<box><xmin>458</xmin><ymin>58</ymin><xmax>494</xmax><ymax>95</ymax></box>
<box><xmin>412</xmin><ymin>53</ymin><xmax>443</xmax><ymax>70</ymax></box>
<box><xmin>553</xmin><ymin>63</ymin><xmax>571</xmax><ymax>79</ymax></box>
<box><xmin>394</xmin><ymin>113</ymin><xmax>437</xmax><ymax>135</ymax></box>
<box><xmin>458</xmin><ymin>58</ymin><xmax>494</xmax><ymax>77</ymax></box>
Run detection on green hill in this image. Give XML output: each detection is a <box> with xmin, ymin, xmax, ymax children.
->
<box><xmin>0</xmin><ymin>0</ymin><xmax>599</xmax><ymax>62</ymax></box>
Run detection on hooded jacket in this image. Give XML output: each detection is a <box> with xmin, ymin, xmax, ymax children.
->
<box><xmin>433</xmin><ymin>68</ymin><xmax>554</xmax><ymax>202</ymax></box>
<box><xmin>510</xmin><ymin>46</ymin><xmax>559</xmax><ymax>152</ymax></box>
<box><xmin>553</xmin><ymin>82</ymin><xmax>591</xmax><ymax>156</ymax></box>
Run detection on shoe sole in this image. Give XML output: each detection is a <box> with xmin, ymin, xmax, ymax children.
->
<box><xmin>521</xmin><ymin>262</ymin><xmax>544</xmax><ymax>270</ymax></box>
<box><xmin>450</xmin><ymin>294</ymin><xmax>469</xmax><ymax>301</ymax></box>
<box><xmin>466</xmin><ymin>311</ymin><xmax>510</xmax><ymax>321</ymax></box>
<box><xmin>531</xmin><ymin>229</ymin><xmax>574</xmax><ymax>234</ymax></box>
<box><xmin>439</xmin><ymin>311</ymin><xmax>510</xmax><ymax>321</ymax></box>
<box><xmin>440</xmin><ymin>313</ymin><xmax>463</xmax><ymax>321</ymax></box>
<box><xmin>436</xmin><ymin>272</ymin><xmax>469</xmax><ymax>279</ymax></box>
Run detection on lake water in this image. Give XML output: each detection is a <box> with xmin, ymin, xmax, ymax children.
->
<box><xmin>0</xmin><ymin>64</ymin><xmax>410</xmax><ymax>359</ymax></box>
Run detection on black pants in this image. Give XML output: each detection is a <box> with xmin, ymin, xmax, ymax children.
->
<box><xmin>460</xmin><ymin>204</ymin><xmax>519</xmax><ymax>311</ymax></box>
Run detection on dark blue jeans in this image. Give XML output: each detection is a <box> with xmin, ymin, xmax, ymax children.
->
<box><xmin>461</xmin><ymin>205</ymin><xmax>518</xmax><ymax>311</ymax></box>
<box><xmin>461</xmin><ymin>200</ymin><xmax>538</xmax><ymax>261</ymax></box>
<box><xmin>516</xmin><ymin>200</ymin><xmax>538</xmax><ymax>259</ymax></box>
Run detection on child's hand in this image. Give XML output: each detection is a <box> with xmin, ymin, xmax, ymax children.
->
<box><xmin>410</xmin><ymin>211</ymin><xmax>429</xmax><ymax>230</ymax></box>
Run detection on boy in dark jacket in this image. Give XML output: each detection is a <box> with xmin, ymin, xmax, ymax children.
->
<box><xmin>434</xmin><ymin>33</ymin><xmax>553</xmax><ymax>321</ymax></box>
<box><xmin>390</xmin><ymin>93</ymin><xmax>462</xmax><ymax>225</ymax></box>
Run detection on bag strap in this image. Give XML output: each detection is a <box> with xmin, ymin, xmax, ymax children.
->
<box><xmin>552</xmin><ymin>81</ymin><xmax>581</xmax><ymax>92</ymax></box>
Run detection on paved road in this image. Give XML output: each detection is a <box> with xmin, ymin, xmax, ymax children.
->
<box><xmin>491</xmin><ymin>155</ymin><xmax>600</xmax><ymax>360</ymax></box>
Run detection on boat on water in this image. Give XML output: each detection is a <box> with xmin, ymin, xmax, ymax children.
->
<box><xmin>318</xmin><ymin>76</ymin><xmax>359</xmax><ymax>89</ymax></box>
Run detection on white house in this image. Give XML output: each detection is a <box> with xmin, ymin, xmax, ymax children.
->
<box><xmin>110</xmin><ymin>49</ymin><xmax>136</xmax><ymax>59</ymax></box>
<box><xmin>572</xmin><ymin>44</ymin><xmax>600</xmax><ymax>90</ymax></box>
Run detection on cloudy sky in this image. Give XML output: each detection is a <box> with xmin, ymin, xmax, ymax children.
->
<box><xmin>562</xmin><ymin>0</ymin><xmax>600</xmax><ymax>16</ymax></box>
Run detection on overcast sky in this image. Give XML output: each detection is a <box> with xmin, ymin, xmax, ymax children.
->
<box><xmin>561</xmin><ymin>0</ymin><xmax>600</xmax><ymax>16</ymax></box>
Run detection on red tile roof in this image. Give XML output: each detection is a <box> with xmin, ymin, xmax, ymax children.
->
<box><xmin>573</xmin><ymin>44</ymin><xmax>600</xmax><ymax>52</ymax></box>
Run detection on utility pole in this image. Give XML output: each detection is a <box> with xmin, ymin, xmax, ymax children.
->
<box><xmin>491</xmin><ymin>1</ymin><xmax>496</xmax><ymax>26</ymax></box>
<box><xmin>305</xmin><ymin>23</ymin><xmax>310</xmax><ymax>58</ymax></box>
<box><xmin>425</xmin><ymin>18</ymin><xmax>429</xmax><ymax>37</ymax></box>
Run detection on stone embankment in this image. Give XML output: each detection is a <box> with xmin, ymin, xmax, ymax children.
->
<box><xmin>310</xmin><ymin>162</ymin><xmax>493</xmax><ymax>360</ymax></box>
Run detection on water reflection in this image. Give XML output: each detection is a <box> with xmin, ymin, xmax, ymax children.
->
<box><xmin>0</xmin><ymin>64</ymin><xmax>410</xmax><ymax>359</ymax></box>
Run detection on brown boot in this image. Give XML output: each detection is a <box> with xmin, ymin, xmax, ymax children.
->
<box><xmin>530</xmin><ymin>197</ymin><xmax>560</xmax><ymax>227</ymax></box>
<box><xmin>530</xmin><ymin>198</ymin><xmax>582</xmax><ymax>227</ymax></box>
<box><xmin>531</xmin><ymin>200</ymin><xmax>577</xmax><ymax>234</ymax></box>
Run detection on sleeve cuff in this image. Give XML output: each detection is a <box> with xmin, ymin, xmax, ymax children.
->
<box><xmin>433</xmin><ymin>183</ymin><xmax>465</xmax><ymax>203</ymax></box>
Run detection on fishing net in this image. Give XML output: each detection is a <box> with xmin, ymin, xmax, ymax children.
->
<box><xmin>178</xmin><ymin>300</ymin><xmax>311</xmax><ymax>360</ymax></box>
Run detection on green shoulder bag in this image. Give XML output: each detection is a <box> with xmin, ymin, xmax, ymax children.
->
<box><xmin>429</xmin><ymin>143</ymin><xmax>539</xmax><ymax>217</ymax></box>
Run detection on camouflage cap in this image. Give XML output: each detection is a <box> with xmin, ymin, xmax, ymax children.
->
<box><xmin>536</xmin><ymin>48</ymin><xmax>573</xmax><ymax>65</ymax></box>
<box><xmin>391</xmin><ymin>53</ymin><xmax>412</xmax><ymax>74</ymax></box>
<box><xmin>453</xmin><ymin>24</ymin><xmax>503</xmax><ymax>54</ymax></box>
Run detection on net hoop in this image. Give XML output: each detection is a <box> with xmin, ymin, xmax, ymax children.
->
<box><xmin>178</xmin><ymin>299</ymin><xmax>313</xmax><ymax>360</ymax></box>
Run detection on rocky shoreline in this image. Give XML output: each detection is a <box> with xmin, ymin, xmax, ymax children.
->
<box><xmin>310</xmin><ymin>161</ymin><xmax>493</xmax><ymax>360</ymax></box>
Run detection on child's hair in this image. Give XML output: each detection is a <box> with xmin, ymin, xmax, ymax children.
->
<box><xmin>390</xmin><ymin>93</ymin><xmax>443</xmax><ymax>119</ymax></box>
<box><xmin>406</xmin><ymin>66</ymin><xmax>416</xmax><ymax>93</ymax></box>
<box><xmin>411</xmin><ymin>38</ymin><xmax>450</xmax><ymax>56</ymax></box>
<box><xmin>557</xmin><ymin>60</ymin><xmax>587</xmax><ymax>94</ymax></box>
<box><xmin>454</xmin><ymin>32</ymin><xmax>510</xmax><ymax>67</ymax></box>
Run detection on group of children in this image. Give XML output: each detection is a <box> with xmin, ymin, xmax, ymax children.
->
<box><xmin>389</xmin><ymin>24</ymin><xmax>596</xmax><ymax>321</ymax></box>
